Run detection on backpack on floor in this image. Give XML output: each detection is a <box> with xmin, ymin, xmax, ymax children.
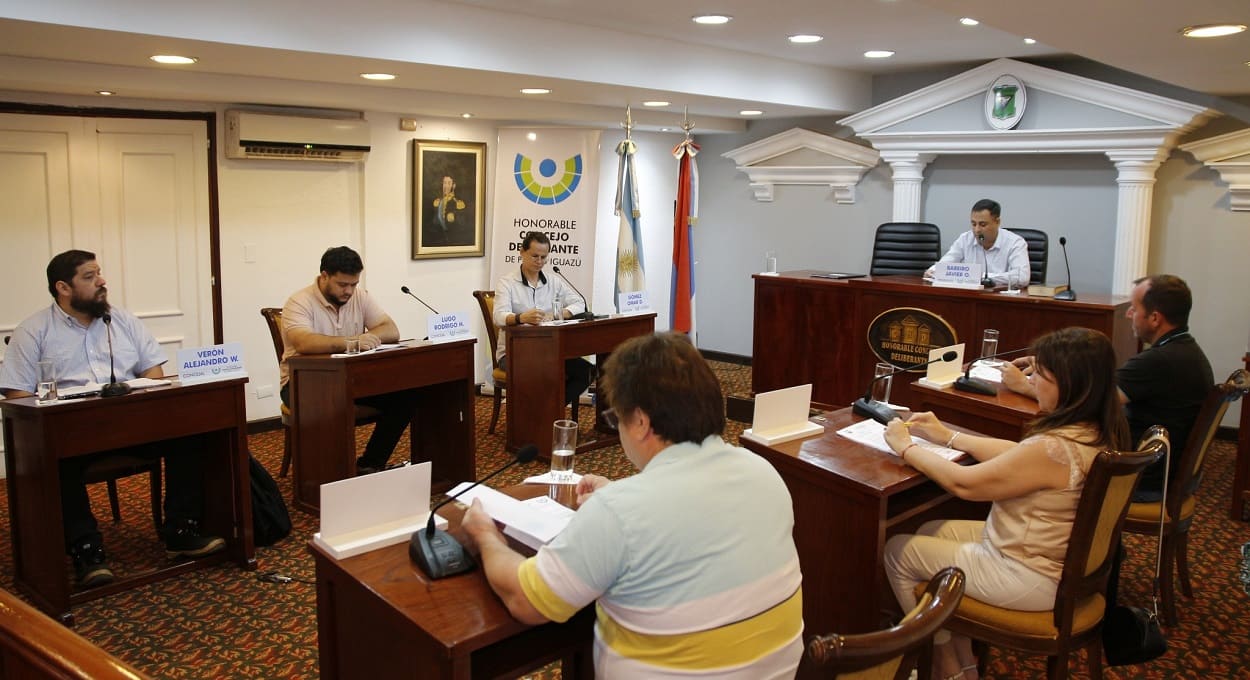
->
<box><xmin>249</xmin><ymin>455</ymin><xmax>292</xmax><ymax>547</ymax></box>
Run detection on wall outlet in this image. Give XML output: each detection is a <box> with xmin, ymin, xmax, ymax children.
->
<box><xmin>255</xmin><ymin>384</ymin><xmax>274</xmax><ymax>399</ymax></box>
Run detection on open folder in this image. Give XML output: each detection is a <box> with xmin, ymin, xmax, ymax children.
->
<box><xmin>312</xmin><ymin>462</ymin><xmax>447</xmax><ymax>560</ymax></box>
<box><xmin>740</xmin><ymin>384</ymin><xmax>825</xmax><ymax>446</ymax></box>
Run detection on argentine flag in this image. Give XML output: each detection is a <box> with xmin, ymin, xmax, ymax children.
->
<box><xmin>614</xmin><ymin>139</ymin><xmax>645</xmax><ymax>311</ymax></box>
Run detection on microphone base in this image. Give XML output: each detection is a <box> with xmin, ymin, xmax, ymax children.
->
<box><xmin>409</xmin><ymin>527</ymin><xmax>475</xmax><ymax>580</ymax></box>
<box><xmin>954</xmin><ymin>376</ymin><xmax>998</xmax><ymax>396</ymax></box>
<box><xmin>571</xmin><ymin>311</ymin><xmax>607</xmax><ymax>321</ymax></box>
<box><xmin>981</xmin><ymin>278</ymin><xmax>995</xmax><ymax>289</ymax></box>
<box><xmin>100</xmin><ymin>382</ymin><xmax>132</xmax><ymax>398</ymax></box>
<box><xmin>851</xmin><ymin>398</ymin><xmax>900</xmax><ymax>425</ymax></box>
<box><xmin>1053</xmin><ymin>289</ymin><xmax>1077</xmax><ymax>301</ymax></box>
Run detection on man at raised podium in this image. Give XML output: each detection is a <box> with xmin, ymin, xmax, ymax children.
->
<box><xmin>924</xmin><ymin>198</ymin><xmax>1030</xmax><ymax>286</ymax></box>
<box><xmin>462</xmin><ymin>332</ymin><xmax>804</xmax><ymax>678</ymax></box>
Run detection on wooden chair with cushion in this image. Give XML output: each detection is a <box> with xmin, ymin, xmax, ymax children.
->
<box><xmin>6</xmin><ymin>333</ymin><xmax>161</xmax><ymax>530</ymax></box>
<box><xmin>1121</xmin><ymin>369</ymin><xmax>1249</xmax><ymax>624</ymax></box>
<box><xmin>869</xmin><ymin>222</ymin><xmax>942</xmax><ymax>277</ymax></box>
<box><xmin>472</xmin><ymin>291</ymin><xmax>507</xmax><ymax>434</ymax></box>
<box><xmin>259</xmin><ymin>307</ymin><xmax>381</xmax><ymax>477</ymax></box>
<box><xmin>1012</xmin><ymin>228</ymin><xmax>1049</xmax><ymax>285</ymax></box>
<box><xmin>809</xmin><ymin>566</ymin><xmax>965</xmax><ymax>680</ymax></box>
<box><xmin>926</xmin><ymin>431</ymin><xmax>1166</xmax><ymax>680</ymax></box>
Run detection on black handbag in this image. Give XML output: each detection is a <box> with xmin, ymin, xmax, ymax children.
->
<box><xmin>1103</xmin><ymin>438</ymin><xmax>1169</xmax><ymax>666</ymax></box>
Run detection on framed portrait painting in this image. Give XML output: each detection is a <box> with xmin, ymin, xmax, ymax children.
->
<box><xmin>412</xmin><ymin>139</ymin><xmax>487</xmax><ymax>259</ymax></box>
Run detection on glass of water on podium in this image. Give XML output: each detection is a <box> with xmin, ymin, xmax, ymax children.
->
<box><xmin>981</xmin><ymin>329</ymin><xmax>1001</xmax><ymax>366</ymax></box>
<box><xmin>36</xmin><ymin>360</ymin><xmax>58</xmax><ymax>401</ymax></box>
<box><xmin>872</xmin><ymin>362</ymin><xmax>893</xmax><ymax>404</ymax></box>
<box><xmin>551</xmin><ymin>419</ymin><xmax>577</xmax><ymax>483</ymax></box>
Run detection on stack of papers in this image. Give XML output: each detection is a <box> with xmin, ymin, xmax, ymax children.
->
<box><xmin>968</xmin><ymin>361</ymin><xmax>1004</xmax><ymax>383</ymax></box>
<box><xmin>836</xmin><ymin>420</ymin><xmax>962</xmax><ymax>461</ymax></box>
<box><xmin>330</xmin><ymin>343</ymin><xmax>403</xmax><ymax>358</ymax></box>
<box><xmin>447</xmin><ymin>483</ymin><xmax>574</xmax><ymax>551</ymax></box>
<box><xmin>524</xmin><ymin>471</ymin><xmax>583</xmax><ymax>485</ymax></box>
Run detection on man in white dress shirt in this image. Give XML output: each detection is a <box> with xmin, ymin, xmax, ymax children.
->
<box><xmin>925</xmin><ymin>198</ymin><xmax>1030</xmax><ymax>286</ymax></box>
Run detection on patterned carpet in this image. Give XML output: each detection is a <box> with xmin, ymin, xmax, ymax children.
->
<box><xmin>0</xmin><ymin>360</ymin><xmax>1247</xmax><ymax>679</ymax></box>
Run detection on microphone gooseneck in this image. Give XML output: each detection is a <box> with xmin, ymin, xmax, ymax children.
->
<box><xmin>852</xmin><ymin>350</ymin><xmax>959</xmax><ymax>425</ymax></box>
<box><xmin>400</xmin><ymin>285</ymin><xmax>440</xmax><ymax>315</ymax></box>
<box><xmin>410</xmin><ymin>444</ymin><xmax>540</xmax><ymax>579</ymax></box>
<box><xmin>1053</xmin><ymin>236</ymin><xmax>1077</xmax><ymax>301</ymax></box>
<box><xmin>99</xmin><ymin>312</ymin><xmax>131</xmax><ymax>398</ymax></box>
<box><xmin>550</xmin><ymin>266</ymin><xmax>602</xmax><ymax>321</ymax></box>
<box><xmin>953</xmin><ymin>345</ymin><xmax>1032</xmax><ymax>395</ymax></box>
<box><xmin>977</xmin><ymin>233</ymin><xmax>994</xmax><ymax>289</ymax></box>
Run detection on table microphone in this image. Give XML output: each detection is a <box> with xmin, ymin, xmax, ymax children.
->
<box><xmin>400</xmin><ymin>286</ymin><xmax>440</xmax><ymax>315</ymax></box>
<box><xmin>99</xmin><ymin>313</ymin><xmax>131</xmax><ymax>398</ymax></box>
<box><xmin>978</xmin><ymin>234</ymin><xmax>994</xmax><ymax>289</ymax></box>
<box><xmin>852</xmin><ymin>350</ymin><xmax>958</xmax><ymax>425</ymax></box>
<box><xmin>1053</xmin><ymin>237</ymin><xmax>1077</xmax><ymax>301</ymax></box>
<box><xmin>550</xmin><ymin>266</ymin><xmax>605</xmax><ymax>321</ymax></box>
<box><xmin>953</xmin><ymin>346</ymin><xmax>1032</xmax><ymax>395</ymax></box>
<box><xmin>410</xmin><ymin>444</ymin><xmax>540</xmax><ymax>579</ymax></box>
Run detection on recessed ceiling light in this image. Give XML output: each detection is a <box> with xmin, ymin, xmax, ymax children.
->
<box><xmin>959</xmin><ymin>17</ymin><xmax>979</xmax><ymax>26</ymax></box>
<box><xmin>461</xmin><ymin>113</ymin><xmax>473</xmax><ymax>118</ymax></box>
<box><xmin>527</xmin><ymin>132</ymin><xmax>538</xmax><ymax>141</ymax></box>
<box><xmin>95</xmin><ymin>90</ymin><xmax>115</xmax><ymax>96</ymax></box>
<box><xmin>359</xmin><ymin>73</ymin><xmax>396</xmax><ymax>80</ymax></box>
<box><xmin>661</xmin><ymin>127</ymin><xmax>671</xmax><ymax>132</ymax></box>
<box><xmin>692</xmin><ymin>14</ymin><xmax>732</xmax><ymax>25</ymax></box>
<box><xmin>864</xmin><ymin>50</ymin><xmax>895</xmax><ymax>59</ymax></box>
<box><xmin>739</xmin><ymin>110</ymin><xmax>763</xmax><ymax>116</ymax></box>
<box><xmin>788</xmin><ymin>34</ymin><xmax>823</xmax><ymax>44</ymax></box>
<box><xmin>1023</xmin><ymin>38</ymin><xmax>1037</xmax><ymax>45</ymax></box>
<box><xmin>150</xmin><ymin>55</ymin><xmax>197</xmax><ymax>65</ymax></box>
<box><xmin>1181</xmin><ymin>24</ymin><xmax>1246</xmax><ymax>38</ymax></box>
<box><xmin>643</xmin><ymin>100</ymin><xmax>670</xmax><ymax>107</ymax></box>
<box><xmin>520</xmin><ymin>88</ymin><xmax>551</xmax><ymax>95</ymax></box>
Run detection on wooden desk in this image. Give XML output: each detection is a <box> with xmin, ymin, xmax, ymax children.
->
<box><xmin>503</xmin><ymin>314</ymin><xmax>655</xmax><ymax>459</ymax></box>
<box><xmin>911</xmin><ymin>379</ymin><xmax>1040</xmax><ymax>441</ymax></box>
<box><xmin>0</xmin><ymin>378</ymin><xmax>255</xmax><ymax>625</ymax></box>
<box><xmin>752</xmin><ymin>273</ymin><xmax>1132</xmax><ymax>409</ymax></box>
<box><xmin>288</xmin><ymin>340</ymin><xmax>476</xmax><ymax>515</ymax></box>
<box><xmin>311</xmin><ymin>484</ymin><xmax>594</xmax><ymax>680</ymax></box>
<box><xmin>740</xmin><ymin>408</ymin><xmax>986</xmax><ymax>656</ymax></box>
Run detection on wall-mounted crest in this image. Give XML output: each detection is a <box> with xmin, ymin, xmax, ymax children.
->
<box><xmin>985</xmin><ymin>75</ymin><xmax>1026</xmax><ymax>130</ymax></box>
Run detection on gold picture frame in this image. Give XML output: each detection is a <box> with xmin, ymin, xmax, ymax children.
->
<box><xmin>412</xmin><ymin>139</ymin><xmax>487</xmax><ymax>259</ymax></box>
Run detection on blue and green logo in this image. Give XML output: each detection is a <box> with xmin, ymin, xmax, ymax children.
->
<box><xmin>514</xmin><ymin>154</ymin><xmax>582</xmax><ymax>204</ymax></box>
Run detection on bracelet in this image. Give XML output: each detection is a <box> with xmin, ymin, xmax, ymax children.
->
<box><xmin>946</xmin><ymin>431</ymin><xmax>959</xmax><ymax>448</ymax></box>
<box><xmin>900</xmin><ymin>442</ymin><xmax>920</xmax><ymax>465</ymax></box>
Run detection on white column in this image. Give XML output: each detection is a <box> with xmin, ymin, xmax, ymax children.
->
<box><xmin>1107</xmin><ymin>151</ymin><xmax>1163</xmax><ymax>296</ymax></box>
<box><xmin>880</xmin><ymin>152</ymin><xmax>934</xmax><ymax>222</ymax></box>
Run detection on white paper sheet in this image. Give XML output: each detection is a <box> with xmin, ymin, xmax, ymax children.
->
<box><xmin>836</xmin><ymin>420</ymin><xmax>963</xmax><ymax>461</ymax></box>
<box><xmin>448</xmin><ymin>483</ymin><xmax>574</xmax><ymax>549</ymax></box>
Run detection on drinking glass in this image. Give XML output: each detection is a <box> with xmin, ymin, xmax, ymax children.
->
<box><xmin>1006</xmin><ymin>271</ymin><xmax>1022</xmax><ymax>295</ymax></box>
<box><xmin>551</xmin><ymin>419</ymin><xmax>577</xmax><ymax>483</ymax></box>
<box><xmin>344</xmin><ymin>336</ymin><xmax>360</xmax><ymax>355</ymax></box>
<box><xmin>36</xmin><ymin>360</ymin><xmax>58</xmax><ymax>401</ymax></box>
<box><xmin>764</xmin><ymin>250</ymin><xmax>778</xmax><ymax>275</ymax></box>
<box><xmin>981</xmin><ymin>329</ymin><xmax>1001</xmax><ymax>366</ymax></box>
<box><xmin>871</xmin><ymin>362</ymin><xmax>893</xmax><ymax>404</ymax></box>
<box><xmin>551</xmin><ymin>294</ymin><xmax>563</xmax><ymax>323</ymax></box>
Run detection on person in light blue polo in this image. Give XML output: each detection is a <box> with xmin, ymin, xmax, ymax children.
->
<box><xmin>0</xmin><ymin>250</ymin><xmax>225</xmax><ymax>588</ymax></box>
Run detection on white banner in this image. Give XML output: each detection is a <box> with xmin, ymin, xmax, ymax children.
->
<box><xmin>489</xmin><ymin>129</ymin><xmax>601</xmax><ymax>302</ymax></box>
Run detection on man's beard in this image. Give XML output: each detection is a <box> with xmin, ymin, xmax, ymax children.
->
<box><xmin>70</xmin><ymin>288</ymin><xmax>111</xmax><ymax>318</ymax></box>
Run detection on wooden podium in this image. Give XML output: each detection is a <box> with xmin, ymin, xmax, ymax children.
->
<box><xmin>752</xmin><ymin>273</ymin><xmax>1133</xmax><ymax>410</ymax></box>
<box><xmin>503</xmin><ymin>314</ymin><xmax>655</xmax><ymax>459</ymax></box>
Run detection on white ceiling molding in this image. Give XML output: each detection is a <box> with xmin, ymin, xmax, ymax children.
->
<box><xmin>836</xmin><ymin>58</ymin><xmax>1219</xmax><ymax>295</ymax></box>
<box><xmin>721</xmin><ymin>128</ymin><xmax>880</xmax><ymax>204</ymax></box>
<box><xmin>1179</xmin><ymin>129</ymin><xmax>1250</xmax><ymax>212</ymax></box>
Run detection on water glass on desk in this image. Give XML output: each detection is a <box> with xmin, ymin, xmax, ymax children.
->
<box><xmin>36</xmin><ymin>360</ymin><xmax>57</xmax><ymax>401</ymax></box>
<box><xmin>871</xmin><ymin>362</ymin><xmax>893</xmax><ymax>403</ymax></box>
<box><xmin>344</xmin><ymin>336</ymin><xmax>360</xmax><ymax>355</ymax></box>
<box><xmin>551</xmin><ymin>419</ymin><xmax>577</xmax><ymax>483</ymax></box>
<box><xmin>551</xmin><ymin>294</ymin><xmax>563</xmax><ymax>322</ymax></box>
<box><xmin>764</xmin><ymin>251</ymin><xmax>778</xmax><ymax>275</ymax></box>
<box><xmin>981</xmin><ymin>329</ymin><xmax>1001</xmax><ymax>366</ymax></box>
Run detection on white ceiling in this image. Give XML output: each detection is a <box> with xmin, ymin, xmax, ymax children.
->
<box><xmin>0</xmin><ymin>0</ymin><xmax>1245</xmax><ymax>131</ymax></box>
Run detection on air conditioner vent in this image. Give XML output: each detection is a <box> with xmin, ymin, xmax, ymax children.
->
<box><xmin>226</xmin><ymin>110</ymin><xmax>370</xmax><ymax>163</ymax></box>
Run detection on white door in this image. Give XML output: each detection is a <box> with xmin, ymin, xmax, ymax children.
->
<box><xmin>0</xmin><ymin>114</ymin><xmax>212</xmax><ymax>474</ymax></box>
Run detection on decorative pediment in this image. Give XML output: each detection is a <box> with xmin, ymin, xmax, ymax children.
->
<box><xmin>721</xmin><ymin>128</ymin><xmax>879</xmax><ymax>203</ymax></box>
<box><xmin>1180</xmin><ymin>128</ymin><xmax>1250</xmax><ymax>212</ymax></box>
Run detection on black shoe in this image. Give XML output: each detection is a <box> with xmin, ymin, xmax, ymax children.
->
<box><xmin>356</xmin><ymin>459</ymin><xmax>405</xmax><ymax>476</ymax></box>
<box><xmin>70</xmin><ymin>540</ymin><xmax>114</xmax><ymax>588</ymax></box>
<box><xmin>164</xmin><ymin>519</ymin><xmax>226</xmax><ymax>559</ymax></box>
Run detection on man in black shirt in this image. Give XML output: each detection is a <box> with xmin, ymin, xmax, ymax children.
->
<box><xmin>1002</xmin><ymin>274</ymin><xmax>1212</xmax><ymax>500</ymax></box>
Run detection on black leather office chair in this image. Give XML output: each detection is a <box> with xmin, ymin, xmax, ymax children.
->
<box><xmin>1012</xmin><ymin>228</ymin><xmax>1049</xmax><ymax>285</ymax></box>
<box><xmin>869</xmin><ymin>223</ymin><xmax>941</xmax><ymax>276</ymax></box>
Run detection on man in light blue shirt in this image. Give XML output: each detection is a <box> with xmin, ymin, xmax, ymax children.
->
<box><xmin>925</xmin><ymin>198</ymin><xmax>1030</xmax><ymax>286</ymax></box>
<box><xmin>0</xmin><ymin>250</ymin><xmax>225</xmax><ymax>588</ymax></box>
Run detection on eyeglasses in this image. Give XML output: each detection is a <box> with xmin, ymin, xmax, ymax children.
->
<box><xmin>602</xmin><ymin>408</ymin><xmax>619</xmax><ymax>430</ymax></box>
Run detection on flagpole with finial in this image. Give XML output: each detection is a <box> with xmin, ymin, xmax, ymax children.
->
<box><xmin>671</xmin><ymin>106</ymin><xmax>700</xmax><ymax>337</ymax></box>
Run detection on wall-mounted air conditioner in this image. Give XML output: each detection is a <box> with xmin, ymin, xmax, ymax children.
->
<box><xmin>225</xmin><ymin>110</ymin><xmax>371</xmax><ymax>162</ymax></box>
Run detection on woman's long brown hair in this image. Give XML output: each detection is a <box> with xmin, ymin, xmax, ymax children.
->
<box><xmin>1026</xmin><ymin>327</ymin><xmax>1130</xmax><ymax>451</ymax></box>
